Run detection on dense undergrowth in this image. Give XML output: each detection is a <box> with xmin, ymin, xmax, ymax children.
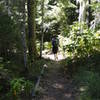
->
<box><xmin>0</xmin><ymin>56</ymin><xmax>49</xmax><ymax>100</ymax></box>
<box><xmin>60</xmin><ymin>22</ymin><xmax>100</xmax><ymax>100</ymax></box>
<box><xmin>62</xmin><ymin>51</ymin><xmax>100</xmax><ymax>100</ymax></box>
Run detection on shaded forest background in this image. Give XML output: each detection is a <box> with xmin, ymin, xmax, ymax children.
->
<box><xmin>0</xmin><ymin>0</ymin><xmax>100</xmax><ymax>100</ymax></box>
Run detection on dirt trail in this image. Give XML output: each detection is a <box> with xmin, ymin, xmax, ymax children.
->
<box><xmin>35</xmin><ymin>61</ymin><xmax>79</xmax><ymax>100</ymax></box>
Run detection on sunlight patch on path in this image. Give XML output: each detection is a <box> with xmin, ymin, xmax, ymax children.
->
<box><xmin>42</xmin><ymin>52</ymin><xmax>67</xmax><ymax>61</ymax></box>
<box><xmin>52</xmin><ymin>83</ymin><xmax>64</xmax><ymax>89</ymax></box>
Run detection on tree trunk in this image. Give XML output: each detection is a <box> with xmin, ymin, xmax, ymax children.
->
<box><xmin>21</xmin><ymin>0</ymin><xmax>27</xmax><ymax>68</ymax></box>
<box><xmin>87</xmin><ymin>0</ymin><xmax>91</xmax><ymax>27</ymax></box>
<box><xmin>27</xmin><ymin>0</ymin><xmax>38</xmax><ymax>63</ymax></box>
<box><xmin>40</xmin><ymin>0</ymin><xmax>44</xmax><ymax>58</ymax></box>
<box><xmin>5</xmin><ymin>0</ymin><xmax>11</xmax><ymax>15</ymax></box>
<box><xmin>77</xmin><ymin>0</ymin><xmax>88</xmax><ymax>33</ymax></box>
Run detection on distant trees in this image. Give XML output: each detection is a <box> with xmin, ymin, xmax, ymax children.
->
<box><xmin>0</xmin><ymin>0</ymin><xmax>28</xmax><ymax>69</ymax></box>
<box><xmin>0</xmin><ymin>0</ymin><xmax>99</xmax><ymax>66</ymax></box>
<box><xmin>0</xmin><ymin>10</ymin><xmax>18</xmax><ymax>58</ymax></box>
<box><xmin>0</xmin><ymin>0</ymin><xmax>42</xmax><ymax>67</ymax></box>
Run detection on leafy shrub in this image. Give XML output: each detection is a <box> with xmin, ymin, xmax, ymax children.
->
<box><xmin>10</xmin><ymin>78</ymin><xmax>25</xmax><ymax>96</ymax></box>
<box><xmin>8</xmin><ymin>78</ymin><xmax>33</xmax><ymax>99</ymax></box>
<box><xmin>24</xmin><ymin>80</ymin><xmax>33</xmax><ymax>96</ymax></box>
<box><xmin>44</xmin><ymin>42</ymin><xmax>52</xmax><ymax>50</ymax></box>
<box><xmin>66</xmin><ymin>22</ymin><xmax>99</xmax><ymax>58</ymax></box>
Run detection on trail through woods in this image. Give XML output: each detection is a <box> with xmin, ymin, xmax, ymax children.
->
<box><xmin>42</xmin><ymin>51</ymin><xmax>67</xmax><ymax>61</ymax></box>
<box><xmin>35</xmin><ymin>56</ymin><xmax>79</xmax><ymax>100</ymax></box>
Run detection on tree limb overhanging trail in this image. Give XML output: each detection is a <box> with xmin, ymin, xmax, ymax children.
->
<box><xmin>35</xmin><ymin>62</ymin><xmax>79</xmax><ymax>100</ymax></box>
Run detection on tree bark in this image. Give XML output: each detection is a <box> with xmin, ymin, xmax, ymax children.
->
<box><xmin>21</xmin><ymin>0</ymin><xmax>27</xmax><ymax>68</ymax></box>
<box><xmin>87</xmin><ymin>0</ymin><xmax>91</xmax><ymax>27</ymax></box>
<box><xmin>40</xmin><ymin>0</ymin><xmax>44</xmax><ymax>58</ymax></box>
<box><xmin>27</xmin><ymin>0</ymin><xmax>38</xmax><ymax>63</ymax></box>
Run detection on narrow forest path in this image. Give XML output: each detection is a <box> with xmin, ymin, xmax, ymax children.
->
<box><xmin>35</xmin><ymin>61</ymin><xmax>79</xmax><ymax>100</ymax></box>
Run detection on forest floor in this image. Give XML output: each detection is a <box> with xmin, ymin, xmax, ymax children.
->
<box><xmin>34</xmin><ymin>53</ymin><xmax>79</xmax><ymax>100</ymax></box>
<box><xmin>42</xmin><ymin>51</ymin><xmax>67</xmax><ymax>61</ymax></box>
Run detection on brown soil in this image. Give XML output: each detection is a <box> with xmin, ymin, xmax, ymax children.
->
<box><xmin>34</xmin><ymin>61</ymin><xmax>79</xmax><ymax>100</ymax></box>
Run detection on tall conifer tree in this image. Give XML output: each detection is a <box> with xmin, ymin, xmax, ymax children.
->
<box><xmin>27</xmin><ymin>0</ymin><xmax>38</xmax><ymax>64</ymax></box>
